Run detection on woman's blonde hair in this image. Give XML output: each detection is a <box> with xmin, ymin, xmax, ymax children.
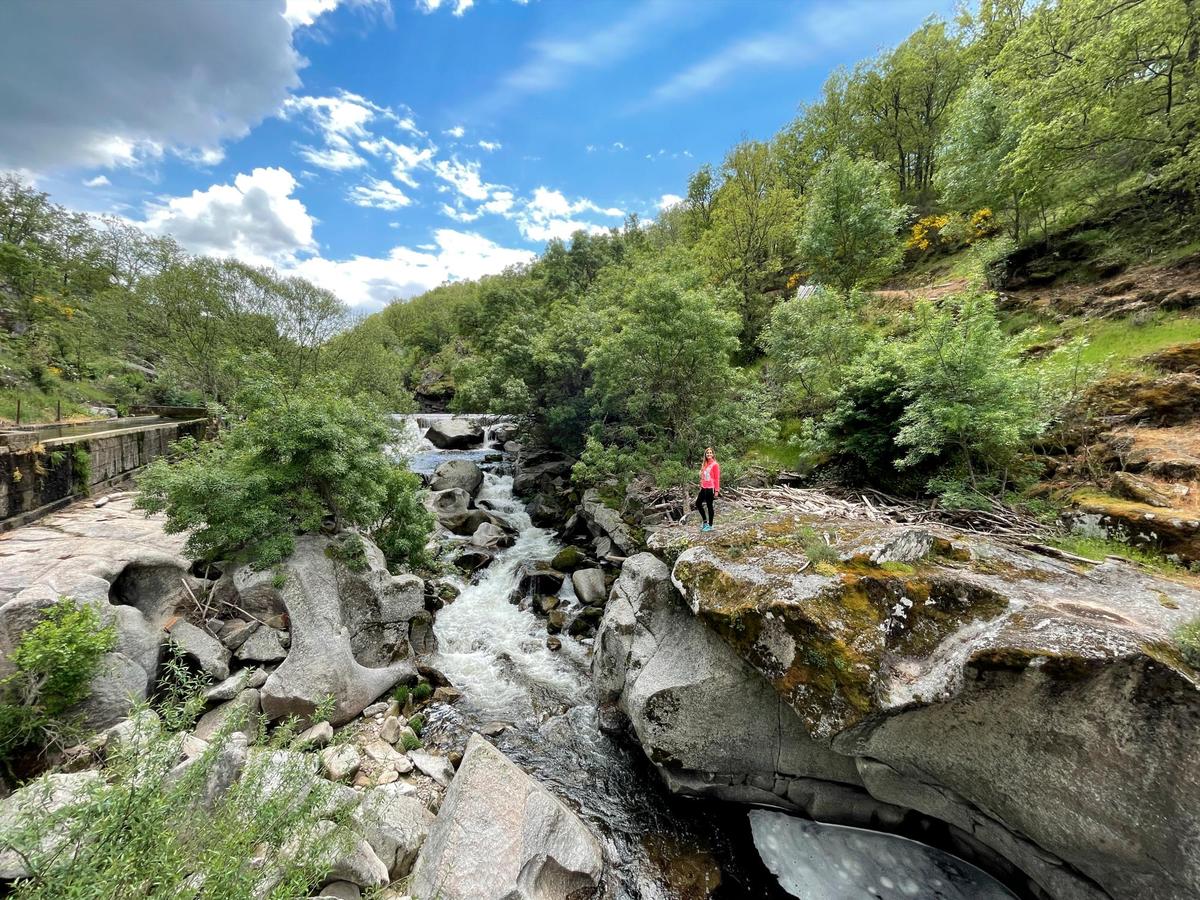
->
<box><xmin>704</xmin><ymin>447</ymin><xmax>715</xmax><ymax>457</ymax></box>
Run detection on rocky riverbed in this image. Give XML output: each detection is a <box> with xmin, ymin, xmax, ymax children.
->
<box><xmin>2</xmin><ymin>414</ymin><xmax>1196</xmax><ymax>899</ymax></box>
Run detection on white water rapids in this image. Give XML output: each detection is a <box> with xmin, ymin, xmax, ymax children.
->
<box><xmin>395</xmin><ymin>414</ymin><xmax>1027</xmax><ymax>900</ymax></box>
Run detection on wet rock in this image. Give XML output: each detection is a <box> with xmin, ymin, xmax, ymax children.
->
<box><xmin>428</xmin><ymin>459</ymin><xmax>484</xmax><ymax>496</ymax></box>
<box><xmin>571</xmin><ymin>567</ymin><xmax>607</xmax><ymax>606</ymax></box>
<box><xmin>409</xmin><ymin>733</ymin><xmax>602</xmax><ymax>900</ymax></box>
<box><xmin>430</xmin><ymin>488</ymin><xmax>504</xmax><ymax>537</ymax></box>
<box><xmin>424</xmin><ymin>418</ymin><xmax>484</xmax><ymax>450</ymax></box>
<box><xmin>470</xmin><ymin>522</ymin><xmax>514</xmax><ymax>551</ymax></box>
<box><xmin>546</xmin><ymin>636</ymin><xmax>562</xmax><ymax>651</ymax></box>
<box><xmin>166</xmin><ymin>619</ymin><xmax>231</xmax><ymax>681</ymax></box>
<box><xmin>517</xmin><ymin>561</ymin><xmax>564</xmax><ymax>596</ymax></box>
<box><xmin>567</xmin><ymin>616</ymin><xmax>595</xmax><ymax>638</ymax></box>
<box><xmin>537</xmin><ymin>595</ymin><xmax>559</xmax><ymax>614</ymax></box>
<box><xmin>432</xmin><ymin>686</ymin><xmax>462</xmax><ymax>704</ymax></box>
<box><xmin>546</xmin><ymin>610</ymin><xmax>566</xmax><ymax>634</ymax></box>
<box><xmin>454</xmin><ymin>547</ymin><xmax>495</xmax><ymax>573</ymax></box>
<box><xmin>512</xmin><ymin>448</ymin><xmax>574</xmax><ymax>496</ymax></box>
<box><xmin>551</xmin><ymin>546</ymin><xmax>587</xmax><ymax>572</ymax></box>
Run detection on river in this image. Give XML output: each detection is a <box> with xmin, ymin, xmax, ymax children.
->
<box><xmin>396</xmin><ymin>414</ymin><xmax>1020</xmax><ymax>900</ymax></box>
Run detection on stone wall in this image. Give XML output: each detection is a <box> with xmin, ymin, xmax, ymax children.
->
<box><xmin>0</xmin><ymin>418</ymin><xmax>207</xmax><ymax>525</ymax></box>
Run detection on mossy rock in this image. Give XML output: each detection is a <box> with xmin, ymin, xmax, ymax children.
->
<box><xmin>551</xmin><ymin>546</ymin><xmax>587</xmax><ymax>572</ymax></box>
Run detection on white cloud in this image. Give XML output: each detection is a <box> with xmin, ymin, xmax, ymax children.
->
<box><xmin>585</xmin><ymin>144</ymin><xmax>597</xmax><ymax>153</ymax></box>
<box><xmin>443</xmin><ymin>125</ymin><xmax>466</xmax><ymax>138</ymax></box>
<box><xmin>284</xmin><ymin>0</ymin><xmax>340</xmax><ymax>27</ymax></box>
<box><xmin>418</xmin><ymin>0</ymin><xmax>475</xmax><ymax>15</ymax></box>
<box><xmin>291</xmin><ymin>228</ymin><xmax>534</xmax><ymax>308</ymax></box>
<box><xmin>83</xmin><ymin>175</ymin><xmax>110</xmax><ymax>188</ymax></box>
<box><xmin>480</xmin><ymin>190</ymin><xmax>515</xmax><ymax>216</ymax></box>
<box><xmin>477</xmin><ymin>140</ymin><xmax>502</xmax><ymax>152</ymax></box>
<box><xmin>440</xmin><ymin>203</ymin><xmax>482</xmax><ymax>223</ymax></box>
<box><xmin>433</xmin><ymin>158</ymin><xmax>494</xmax><ymax>202</ymax></box>
<box><xmin>141</xmin><ymin>167</ymin><xmax>316</xmax><ymax>268</ymax></box>
<box><xmin>512</xmin><ymin>187</ymin><xmax>623</xmax><ymax>242</ymax></box>
<box><xmin>612</xmin><ymin>141</ymin><xmax>626</xmax><ymax>151</ymax></box>
<box><xmin>658</xmin><ymin>193</ymin><xmax>684</xmax><ymax>210</ymax></box>
<box><xmin>0</xmin><ymin>0</ymin><xmax>302</xmax><ymax>173</ymax></box>
<box><xmin>360</xmin><ymin>137</ymin><xmax>436</xmax><ymax>188</ymax></box>
<box><xmin>283</xmin><ymin>91</ymin><xmax>393</xmax><ymax>172</ymax></box>
<box><xmin>349</xmin><ymin>178</ymin><xmax>412</xmax><ymax>210</ymax></box>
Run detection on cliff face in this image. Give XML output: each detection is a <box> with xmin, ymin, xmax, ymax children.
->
<box><xmin>595</xmin><ymin>513</ymin><xmax>1200</xmax><ymax>900</ymax></box>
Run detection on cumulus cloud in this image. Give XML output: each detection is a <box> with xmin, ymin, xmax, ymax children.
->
<box><xmin>478</xmin><ymin>140</ymin><xmax>502</xmax><ymax>152</ymax></box>
<box><xmin>349</xmin><ymin>178</ymin><xmax>412</xmax><ymax>210</ymax></box>
<box><xmin>418</xmin><ymin>0</ymin><xmax>475</xmax><ymax>15</ymax></box>
<box><xmin>292</xmin><ymin>228</ymin><xmax>534</xmax><ymax>308</ymax></box>
<box><xmin>658</xmin><ymin>193</ymin><xmax>684</xmax><ymax>210</ymax></box>
<box><xmin>443</xmin><ymin>125</ymin><xmax>466</xmax><ymax>138</ymax></box>
<box><xmin>284</xmin><ymin>0</ymin><xmax>340</xmax><ymax>26</ymax></box>
<box><xmin>0</xmin><ymin>0</ymin><xmax>302</xmax><ymax>173</ymax></box>
<box><xmin>141</xmin><ymin>167</ymin><xmax>316</xmax><ymax>267</ymax></box>
<box><xmin>512</xmin><ymin>187</ymin><xmax>623</xmax><ymax>242</ymax></box>
<box><xmin>83</xmin><ymin>175</ymin><xmax>111</xmax><ymax>188</ymax></box>
<box><xmin>433</xmin><ymin>158</ymin><xmax>494</xmax><ymax>202</ymax></box>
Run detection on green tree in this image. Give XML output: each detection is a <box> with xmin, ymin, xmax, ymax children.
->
<box><xmin>699</xmin><ymin>141</ymin><xmax>799</xmax><ymax>348</ymax></box>
<box><xmin>136</xmin><ymin>375</ymin><xmax>430</xmax><ymax>568</ymax></box>
<box><xmin>797</xmin><ymin>150</ymin><xmax>908</xmax><ymax>294</ymax></box>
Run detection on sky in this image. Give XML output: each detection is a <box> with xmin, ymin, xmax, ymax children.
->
<box><xmin>0</xmin><ymin>0</ymin><xmax>956</xmax><ymax>311</ymax></box>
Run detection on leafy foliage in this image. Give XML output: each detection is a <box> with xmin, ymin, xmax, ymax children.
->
<box><xmin>796</xmin><ymin>150</ymin><xmax>908</xmax><ymax>294</ymax></box>
<box><xmin>136</xmin><ymin>375</ymin><xmax>431</xmax><ymax>568</ymax></box>
<box><xmin>0</xmin><ymin>598</ymin><xmax>116</xmax><ymax>766</ymax></box>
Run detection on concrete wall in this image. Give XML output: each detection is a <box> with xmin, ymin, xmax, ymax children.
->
<box><xmin>0</xmin><ymin>418</ymin><xmax>207</xmax><ymax>525</ymax></box>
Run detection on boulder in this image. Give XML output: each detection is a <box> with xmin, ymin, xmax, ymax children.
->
<box><xmin>321</xmin><ymin>744</ymin><xmax>362</xmax><ymax>782</ymax></box>
<box><xmin>235</xmin><ymin>625</ymin><xmax>288</xmax><ymax>663</ymax></box>
<box><xmin>580</xmin><ymin>489</ymin><xmax>638</xmax><ymax>556</ymax></box>
<box><xmin>255</xmin><ymin>535</ymin><xmax>419</xmax><ymax>725</ymax></box>
<box><xmin>429</xmin><ymin>488</ymin><xmax>504</xmax><ymax>536</ymax></box>
<box><xmin>511</xmin><ymin>449</ymin><xmax>574</xmax><ymax>497</ymax></box>
<box><xmin>491</xmin><ymin>422</ymin><xmax>519</xmax><ymax>445</ymax></box>
<box><xmin>409</xmin><ymin>734</ymin><xmax>603</xmax><ymax>899</ymax></box>
<box><xmin>428</xmin><ymin>459</ymin><xmax>484</xmax><ymax>496</ymax></box>
<box><xmin>293</xmin><ymin>720</ymin><xmax>334</xmax><ymax>751</ymax></box>
<box><xmin>609</xmin><ymin>514</ymin><xmax>1200</xmax><ymax>900</ymax></box>
<box><xmin>193</xmin><ymin>687</ymin><xmax>261</xmax><ymax>742</ymax></box>
<box><xmin>455</xmin><ymin>547</ymin><xmax>495</xmax><ymax>573</ymax></box>
<box><xmin>166</xmin><ymin>619</ymin><xmax>231</xmax><ymax>681</ymax></box>
<box><xmin>471</xmin><ymin>522</ymin><xmax>514</xmax><ymax>551</ymax></box>
<box><xmin>424</xmin><ymin>418</ymin><xmax>484</xmax><ymax>450</ymax></box>
<box><xmin>571</xmin><ymin>568</ymin><xmax>607</xmax><ymax>606</ymax></box>
<box><xmin>357</xmin><ymin>782</ymin><xmax>436</xmax><ymax>878</ymax></box>
<box><xmin>551</xmin><ymin>546</ymin><xmax>587</xmax><ymax>572</ymax></box>
<box><xmin>204</xmin><ymin>667</ymin><xmax>268</xmax><ymax>703</ymax></box>
<box><xmin>0</xmin><ymin>771</ymin><xmax>102</xmax><ymax>879</ymax></box>
<box><xmin>517</xmin><ymin>561</ymin><xmax>564</xmax><ymax>597</ymax></box>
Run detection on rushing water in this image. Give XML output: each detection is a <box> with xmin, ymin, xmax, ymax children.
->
<box><xmin>398</xmin><ymin>415</ymin><xmax>1023</xmax><ymax>900</ymax></box>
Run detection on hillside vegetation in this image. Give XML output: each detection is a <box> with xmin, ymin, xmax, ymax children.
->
<box><xmin>3</xmin><ymin>0</ymin><xmax>1199</xmax><ymax>547</ymax></box>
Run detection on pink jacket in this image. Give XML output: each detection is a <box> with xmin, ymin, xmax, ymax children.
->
<box><xmin>700</xmin><ymin>460</ymin><xmax>720</xmax><ymax>492</ymax></box>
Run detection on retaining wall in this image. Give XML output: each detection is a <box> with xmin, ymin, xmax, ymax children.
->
<box><xmin>0</xmin><ymin>418</ymin><xmax>207</xmax><ymax>527</ymax></box>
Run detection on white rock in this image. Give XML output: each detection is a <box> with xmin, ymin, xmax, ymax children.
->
<box><xmin>408</xmin><ymin>751</ymin><xmax>454</xmax><ymax>787</ymax></box>
<box><xmin>321</xmin><ymin>745</ymin><xmax>362</xmax><ymax>782</ymax></box>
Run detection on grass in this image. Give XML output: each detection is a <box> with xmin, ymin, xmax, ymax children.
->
<box><xmin>1047</xmin><ymin>532</ymin><xmax>1188</xmax><ymax>575</ymax></box>
<box><xmin>1072</xmin><ymin>313</ymin><xmax>1200</xmax><ymax>371</ymax></box>
<box><xmin>1175</xmin><ymin>619</ymin><xmax>1200</xmax><ymax>668</ymax></box>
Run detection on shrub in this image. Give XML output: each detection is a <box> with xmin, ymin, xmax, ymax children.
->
<box><xmin>399</xmin><ymin>732</ymin><xmax>422</xmax><ymax>752</ymax></box>
<box><xmin>5</xmin><ymin>698</ymin><xmax>357</xmax><ymax>899</ymax></box>
<box><xmin>406</xmin><ymin>713</ymin><xmax>425</xmax><ymax>736</ymax></box>
<box><xmin>412</xmin><ymin>681</ymin><xmax>433</xmax><ymax>704</ymax></box>
<box><xmin>136</xmin><ymin>374</ymin><xmax>432</xmax><ymax>569</ymax></box>
<box><xmin>1176</xmin><ymin>620</ymin><xmax>1200</xmax><ymax>669</ymax></box>
<box><xmin>370</xmin><ymin>466</ymin><xmax>435</xmax><ymax>572</ymax></box>
<box><xmin>798</xmin><ymin>527</ymin><xmax>839</xmax><ymax>565</ymax></box>
<box><xmin>391</xmin><ymin>684</ymin><xmax>411</xmax><ymax>706</ymax></box>
<box><xmin>0</xmin><ymin>598</ymin><xmax>116</xmax><ymax>767</ymax></box>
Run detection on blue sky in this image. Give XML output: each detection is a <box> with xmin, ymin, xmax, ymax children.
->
<box><xmin>2</xmin><ymin>0</ymin><xmax>956</xmax><ymax>309</ymax></box>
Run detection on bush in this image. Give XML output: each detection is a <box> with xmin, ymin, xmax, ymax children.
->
<box><xmin>0</xmin><ymin>598</ymin><xmax>116</xmax><ymax>767</ymax></box>
<box><xmin>136</xmin><ymin>374</ymin><xmax>432</xmax><ymax>569</ymax></box>
<box><xmin>5</xmin><ymin>697</ymin><xmax>356</xmax><ymax>899</ymax></box>
<box><xmin>406</xmin><ymin>713</ymin><xmax>425</xmax><ymax>736</ymax></box>
<box><xmin>412</xmin><ymin>681</ymin><xmax>433</xmax><ymax>704</ymax></box>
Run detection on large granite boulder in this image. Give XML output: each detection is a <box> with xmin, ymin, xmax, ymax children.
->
<box><xmin>599</xmin><ymin>515</ymin><xmax>1200</xmax><ymax>900</ymax></box>
<box><xmin>428</xmin><ymin>488</ymin><xmax>505</xmax><ymax>537</ymax></box>
<box><xmin>424</xmin><ymin>418</ymin><xmax>483</xmax><ymax>450</ymax></box>
<box><xmin>428</xmin><ymin>459</ymin><xmax>484</xmax><ymax>497</ymax></box>
<box><xmin>409</xmin><ymin>733</ymin><xmax>603</xmax><ymax>899</ymax></box>
<box><xmin>580</xmin><ymin>489</ymin><xmax>638</xmax><ymax>557</ymax></box>
<box><xmin>237</xmin><ymin>534</ymin><xmax>424</xmax><ymax>725</ymax></box>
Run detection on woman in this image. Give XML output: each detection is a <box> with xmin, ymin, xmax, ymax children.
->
<box><xmin>695</xmin><ymin>447</ymin><xmax>720</xmax><ymax>532</ymax></box>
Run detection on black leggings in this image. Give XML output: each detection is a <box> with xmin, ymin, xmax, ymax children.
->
<box><xmin>695</xmin><ymin>488</ymin><xmax>715</xmax><ymax>526</ymax></box>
